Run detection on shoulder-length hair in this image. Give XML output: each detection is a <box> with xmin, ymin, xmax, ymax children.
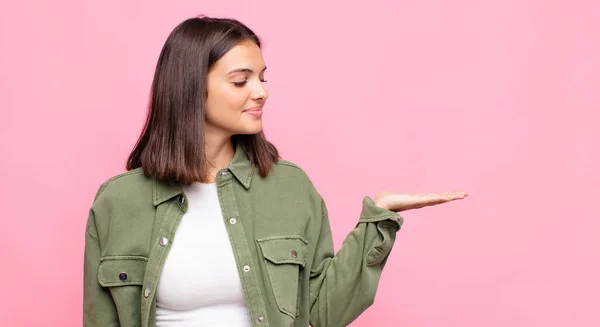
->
<box><xmin>126</xmin><ymin>16</ymin><xmax>279</xmax><ymax>184</ymax></box>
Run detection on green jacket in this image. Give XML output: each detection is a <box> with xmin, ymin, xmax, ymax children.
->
<box><xmin>83</xmin><ymin>143</ymin><xmax>403</xmax><ymax>327</ymax></box>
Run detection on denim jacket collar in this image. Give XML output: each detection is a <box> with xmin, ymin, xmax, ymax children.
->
<box><xmin>152</xmin><ymin>141</ymin><xmax>254</xmax><ymax>206</ymax></box>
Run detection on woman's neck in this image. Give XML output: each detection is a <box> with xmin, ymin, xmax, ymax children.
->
<box><xmin>203</xmin><ymin>135</ymin><xmax>235</xmax><ymax>183</ymax></box>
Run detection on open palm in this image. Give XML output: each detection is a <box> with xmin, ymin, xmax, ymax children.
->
<box><xmin>374</xmin><ymin>191</ymin><xmax>468</xmax><ymax>212</ymax></box>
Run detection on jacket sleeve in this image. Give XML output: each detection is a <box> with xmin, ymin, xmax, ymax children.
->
<box><xmin>83</xmin><ymin>207</ymin><xmax>120</xmax><ymax>326</ymax></box>
<box><xmin>308</xmin><ymin>196</ymin><xmax>403</xmax><ymax>327</ymax></box>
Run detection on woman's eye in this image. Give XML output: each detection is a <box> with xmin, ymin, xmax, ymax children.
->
<box><xmin>233</xmin><ymin>79</ymin><xmax>267</xmax><ymax>87</ymax></box>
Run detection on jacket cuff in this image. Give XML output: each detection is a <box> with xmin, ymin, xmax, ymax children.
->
<box><xmin>358</xmin><ymin>196</ymin><xmax>403</xmax><ymax>230</ymax></box>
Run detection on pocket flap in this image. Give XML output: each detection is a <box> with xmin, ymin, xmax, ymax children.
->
<box><xmin>97</xmin><ymin>256</ymin><xmax>148</xmax><ymax>287</ymax></box>
<box><xmin>257</xmin><ymin>236</ymin><xmax>308</xmax><ymax>266</ymax></box>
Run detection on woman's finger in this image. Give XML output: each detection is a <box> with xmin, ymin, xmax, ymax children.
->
<box><xmin>378</xmin><ymin>190</ymin><xmax>468</xmax><ymax>212</ymax></box>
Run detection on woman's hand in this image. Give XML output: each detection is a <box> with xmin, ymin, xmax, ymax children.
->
<box><xmin>373</xmin><ymin>190</ymin><xmax>468</xmax><ymax>212</ymax></box>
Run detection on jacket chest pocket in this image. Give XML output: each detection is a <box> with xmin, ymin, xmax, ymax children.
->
<box><xmin>98</xmin><ymin>256</ymin><xmax>148</xmax><ymax>323</ymax></box>
<box><xmin>257</xmin><ymin>235</ymin><xmax>308</xmax><ymax>319</ymax></box>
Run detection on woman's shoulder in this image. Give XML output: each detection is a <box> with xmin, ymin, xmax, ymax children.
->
<box><xmin>271</xmin><ymin>159</ymin><xmax>321</xmax><ymax>196</ymax></box>
<box><xmin>272</xmin><ymin>159</ymin><xmax>312</xmax><ymax>180</ymax></box>
<box><xmin>91</xmin><ymin>167</ymin><xmax>153</xmax><ymax>205</ymax></box>
<box><xmin>87</xmin><ymin>168</ymin><xmax>158</xmax><ymax>240</ymax></box>
<box><xmin>274</xmin><ymin>158</ymin><xmax>304</xmax><ymax>171</ymax></box>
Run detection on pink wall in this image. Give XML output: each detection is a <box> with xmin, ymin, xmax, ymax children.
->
<box><xmin>1</xmin><ymin>0</ymin><xmax>599</xmax><ymax>326</ymax></box>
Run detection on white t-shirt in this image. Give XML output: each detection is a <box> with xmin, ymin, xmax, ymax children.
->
<box><xmin>156</xmin><ymin>182</ymin><xmax>252</xmax><ymax>327</ymax></box>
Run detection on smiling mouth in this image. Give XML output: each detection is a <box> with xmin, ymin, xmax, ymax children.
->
<box><xmin>243</xmin><ymin>107</ymin><xmax>263</xmax><ymax>117</ymax></box>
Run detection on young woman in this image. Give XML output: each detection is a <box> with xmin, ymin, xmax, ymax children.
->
<box><xmin>83</xmin><ymin>16</ymin><xmax>468</xmax><ymax>327</ymax></box>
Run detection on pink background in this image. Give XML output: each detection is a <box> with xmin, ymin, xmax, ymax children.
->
<box><xmin>1</xmin><ymin>0</ymin><xmax>599</xmax><ymax>326</ymax></box>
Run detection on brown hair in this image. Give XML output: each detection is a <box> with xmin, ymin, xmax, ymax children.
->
<box><xmin>126</xmin><ymin>16</ymin><xmax>279</xmax><ymax>184</ymax></box>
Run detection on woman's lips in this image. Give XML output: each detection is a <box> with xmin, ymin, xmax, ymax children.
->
<box><xmin>243</xmin><ymin>107</ymin><xmax>263</xmax><ymax>117</ymax></box>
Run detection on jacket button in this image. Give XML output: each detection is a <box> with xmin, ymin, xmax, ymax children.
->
<box><xmin>290</xmin><ymin>250</ymin><xmax>298</xmax><ymax>258</ymax></box>
<box><xmin>118</xmin><ymin>272</ymin><xmax>127</xmax><ymax>281</ymax></box>
<box><xmin>179</xmin><ymin>196</ymin><xmax>186</xmax><ymax>204</ymax></box>
<box><xmin>159</xmin><ymin>237</ymin><xmax>169</xmax><ymax>246</ymax></box>
<box><xmin>257</xmin><ymin>315</ymin><xmax>264</xmax><ymax>323</ymax></box>
<box><xmin>144</xmin><ymin>288</ymin><xmax>151</xmax><ymax>298</ymax></box>
<box><xmin>243</xmin><ymin>265</ymin><xmax>250</xmax><ymax>272</ymax></box>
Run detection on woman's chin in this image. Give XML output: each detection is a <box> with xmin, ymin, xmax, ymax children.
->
<box><xmin>237</xmin><ymin>123</ymin><xmax>263</xmax><ymax>135</ymax></box>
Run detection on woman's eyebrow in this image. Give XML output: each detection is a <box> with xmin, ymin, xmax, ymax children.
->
<box><xmin>227</xmin><ymin>66</ymin><xmax>267</xmax><ymax>75</ymax></box>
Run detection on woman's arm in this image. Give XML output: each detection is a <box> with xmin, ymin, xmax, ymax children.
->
<box><xmin>83</xmin><ymin>208</ymin><xmax>119</xmax><ymax>327</ymax></box>
<box><xmin>307</xmin><ymin>190</ymin><xmax>467</xmax><ymax>326</ymax></box>
<box><xmin>308</xmin><ymin>196</ymin><xmax>403</xmax><ymax>327</ymax></box>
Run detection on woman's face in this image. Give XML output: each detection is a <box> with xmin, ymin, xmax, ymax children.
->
<box><xmin>205</xmin><ymin>40</ymin><xmax>268</xmax><ymax>137</ymax></box>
